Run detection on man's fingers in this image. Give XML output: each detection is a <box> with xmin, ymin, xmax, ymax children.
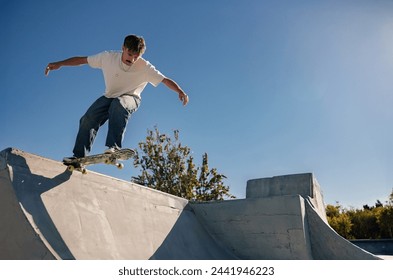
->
<box><xmin>181</xmin><ymin>93</ymin><xmax>189</xmax><ymax>106</ymax></box>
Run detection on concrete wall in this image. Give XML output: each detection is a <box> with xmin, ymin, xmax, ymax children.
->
<box><xmin>247</xmin><ymin>173</ymin><xmax>327</xmax><ymax>221</ymax></box>
<box><xmin>192</xmin><ymin>173</ymin><xmax>320</xmax><ymax>259</ymax></box>
<box><xmin>0</xmin><ymin>148</ymin><xmax>382</xmax><ymax>260</ymax></box>
<box><xmin>192</xmin><ymin>173</ymin><xmax>380</xmax><ymax>260</ymax></box>
<box><xmin>191</xmin><ymin>195</ymin><xmax>313</xmax><ymax>259</ymax></box>
<box><xmin>351</xmin><ymin>239</ymin><xmax>393</xmax><ymax>256</ymax></box>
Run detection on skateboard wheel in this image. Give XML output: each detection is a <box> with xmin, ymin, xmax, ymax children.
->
<box><xmin>117</xmin><ymin>163</ymin><xmax>124</xmax><ymax>169</ymax></box>
<box><xmin>67</xmin><ymin>165</ymin><xmax>74</xmax><ymax>172</ymax></box>
<box><xmin>105</xmin><ymin>159</ymin><xmax>111</xmax><ymax>164</ymax></box>
<box><xmin>81</xmin><ymin>168</ymin><xmax>87</xmax><ymax>174</ymax></box>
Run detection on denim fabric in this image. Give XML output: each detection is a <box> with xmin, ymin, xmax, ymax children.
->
<box><xmin>72</xmin><ymin>95</ymin><xmax>140</xmax><ymax>157</ymax></box>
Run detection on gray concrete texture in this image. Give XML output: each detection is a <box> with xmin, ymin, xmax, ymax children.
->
<box><xmin>0</xmin><ymin>148</ymin><xmax>381</xmax><ymax>260</ymax></box>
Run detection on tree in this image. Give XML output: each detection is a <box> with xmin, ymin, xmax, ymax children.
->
<box><xmin>347</xmin><ymin>208</ymin><xmax>380</xmax><ymax>239</ymax></box>
<box><xmin>375</xmin><ymin>193</ymin><xmax>393</xmax><ymax>238</ymax></box>
<box><xmin>132</xmin><ymin>127</ymin><xmax>235</xmax><ymax>201</ymax></box>
<box><xmin>326</xmin><ymin>204</ymin><xmax>353</xmax><ymax>239</ymax></box>
<box><xmin>195</xmin><ymin>153</ymin><xmax>235</xmax><ymax>201</ymax></box>
<box><xmin>326</xmin><ymin>189</ymin><xmax>393</xmax><ymax>240</ymax></box>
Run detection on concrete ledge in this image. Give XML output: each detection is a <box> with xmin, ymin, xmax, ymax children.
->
<box><xmin>247</xmin><ymin>173</ymin><xmax>327</xmax><ymax>220</ymax></box>
<box><xmin>247</xmin><ymin>173</ymin><xmax>314</xmax><ymax>198</ymax></box>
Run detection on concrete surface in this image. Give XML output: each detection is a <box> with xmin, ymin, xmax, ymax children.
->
<box><xmin>0</xmin><ymin>147</ymin><xmax>382</xmax><ymax>260</ymax></box>
<box><xmin>351</xmin><ymin>239</ymin><xmax>393</xmax><ymax>256</ymax></box>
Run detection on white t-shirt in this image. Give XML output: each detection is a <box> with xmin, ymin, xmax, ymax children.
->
<box><xmin>87</xmin><ymin>51</ymin><xmax>165</xmax><ymax>100</ymax></box>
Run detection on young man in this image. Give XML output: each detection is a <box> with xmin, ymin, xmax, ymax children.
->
<box><xmin>45</xmin><ymin>35</ymin><xmax>189</xmax><ymax>162</ymax></box>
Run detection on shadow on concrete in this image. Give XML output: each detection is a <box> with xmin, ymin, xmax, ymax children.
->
<box><xmin>149</xmin><ymin>204</ymin><xmax>237</xmax><ymax>260</ymax></box>
<box><xmin>7</xmin><ymin>151</ymin><xmax>75</xmax><ymax>259</ymax></box>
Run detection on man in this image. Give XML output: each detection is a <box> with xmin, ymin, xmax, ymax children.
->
<box><xmin>45</xmin><ymin>35</ymin><xmax>189</xmax><ymax>162</ymax></box>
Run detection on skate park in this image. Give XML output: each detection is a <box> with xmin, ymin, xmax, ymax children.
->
<box><xmin>0</xmin><ymin>147</ymin><xmax>385</xmax><ymax>260</ymax></box>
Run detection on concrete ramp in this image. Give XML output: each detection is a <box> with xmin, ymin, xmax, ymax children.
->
<box><xmin>0</xmin><ymin>148</ymin><xmax>381</xmax><ymax>259</ymax></box>
<box><xmin>0</xmin><ymin>148</ymin><xmax>235</xmax><ymax>259</ymax></box>
<box><xmin>192</xmin><ymin>174</ymin><xmax>380</xmax><ymax>259</ymax></box>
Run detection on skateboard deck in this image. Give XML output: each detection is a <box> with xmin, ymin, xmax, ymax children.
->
<box><xmin>63</xmin><ymin>148</ymin><xmax>135</xmax><ymax>174</ymax></box>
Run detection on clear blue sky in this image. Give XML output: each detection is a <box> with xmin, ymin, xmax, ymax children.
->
<box><xmin>2</xmin><ymin>0</ymin><xmax>393</xmax><ymax>207</ymax></box>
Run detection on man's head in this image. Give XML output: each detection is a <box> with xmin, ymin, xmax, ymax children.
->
<box><xmin>121</xmin><ymin>35</ymin><xmax>146</xmax><ymax>66</ymax></box>
<box><xmin>123</xmin><ymin>35</ymin><xmax>146</xmax><ymax>55</ymax></box>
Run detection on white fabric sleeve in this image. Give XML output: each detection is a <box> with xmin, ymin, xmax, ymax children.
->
<box><xmin>146</xmin><ymin>63</ymin><xmax>165</xmax><ymax>87</ymax></box>
<box><xmin>87</xmin><ymin>51</ymin><xmax>106</xmax><ymax>69</ymax></box>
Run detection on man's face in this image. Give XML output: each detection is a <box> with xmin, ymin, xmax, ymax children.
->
<box><xmin>121</xmin><ymin>46</ymin><xmax>141</xmax><ymax>65</ymax></box>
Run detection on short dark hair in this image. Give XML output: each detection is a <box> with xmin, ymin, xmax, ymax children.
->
<box><xmin>123</xmin><ymin>35</ymin><xmax>146</xmax><ymax>55</ymax></box>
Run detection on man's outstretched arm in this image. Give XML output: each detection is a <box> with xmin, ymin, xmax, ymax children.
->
<box><xmin>161</xmin><ymin>77</ymin><xmax>189</xmax><ymax>106</ymax></box>
<box><xmin>45</xmin><ymin>56</ymin><xmax>88</xmax><ymax>76</ymax></box>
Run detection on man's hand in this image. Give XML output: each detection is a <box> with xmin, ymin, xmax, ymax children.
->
<box><xmin>44</xmin><ymin>56</ymin><xmax>88</xmax><ymax>76</ymax></box>
<box><xmin>179</xmin><ymin>91</ymin><xmax>189</xmax><ymax>106</ymax></box>
<box><xmin>45</xmin><ymin>62</ymin><xmax>61</xmax><ymax>76</ymax></box>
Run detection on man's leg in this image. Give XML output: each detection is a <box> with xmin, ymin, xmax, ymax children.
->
<box><xmin>72</xmin><ymin>96</ymin><xmax>112</xmax><ymax>157</ymax></box>
<box><xmin>106</xmin><ymin>96</ymin><xmax>139</xmax><ymax>149</ymax></box>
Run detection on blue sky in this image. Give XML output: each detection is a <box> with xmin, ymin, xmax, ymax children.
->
<box><xmin>2</xmin><ymin>0</ymin><xmax>393</xmax><ymax>207</ymax></box>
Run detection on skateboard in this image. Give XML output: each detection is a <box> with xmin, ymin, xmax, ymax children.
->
<box><xmin>63</xmin><ymin>148</ymin><xmax>135</xmax><ymax>174</ymax></box>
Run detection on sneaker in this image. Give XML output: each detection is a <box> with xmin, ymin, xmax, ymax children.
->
<box><xmin>104</xmin><ymin>147</ymin><xmax>120</xmax><ymax>154</ymax></box>
<box><xmin>63</xmin><ymin>156</ymin><xmax>77</xmax><ymax>165</ymax></box>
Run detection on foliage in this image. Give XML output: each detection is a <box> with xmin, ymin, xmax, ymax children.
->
<box><xmin>326</xmin><ymin>204</ymin><xmax>353</xmax><ymax>239</ymax></box>
<box><xmin>377</xmin><ymin>206</ymin><xmax>393</xmax><ymax>238</ymax></box>
<box><xmin>326</xmin><ymin>190</ymin><xmax>393</xmax><ymax>239</ymax></box>
<box><xmin>346</xmin><ymin>208</ymin><xmax>379</xmax><ymax>239</ymax></box>
<box><xmin>132</xmin><ymin>127</ymin><xmax>235</xmax><ymax>201</ymax></box>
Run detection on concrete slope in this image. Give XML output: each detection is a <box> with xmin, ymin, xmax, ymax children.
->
<box><xmin>0</xmin><ymin>148</ymin><xmax>235</xmax><ymax>260</ymax></box>
<box><xmin>305</xmin><ymin>197</ymin><xmax>380</xmax><ymax>259</ymax></box>
<box><xmin>0</xmin><ymin>148</ymin><xmax>381</xmax><ymax>260</ymax></box>
<box><xmin>192</xmin><ymin>174</ymin><xmax>381</xmax><ymax>260</ymax></box>
<box><xmin>0</xmin><ymin>166</ymin><xmax>57</xmax><ymax>259</ymax></box>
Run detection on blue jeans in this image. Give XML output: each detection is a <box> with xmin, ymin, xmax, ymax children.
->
<box><xmin>72</xmin><ymin>95</ymin><xmax>140</xmax><ymax>157</ymax></box>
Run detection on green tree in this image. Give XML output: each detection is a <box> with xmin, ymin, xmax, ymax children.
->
<box><xmin>195</xmin><ymin>153</ymin><xmax>235</xmax><ymax>201</ymax></box>
<box><xmin>326</xmin><ymin>204</ymin><xmax>353</xmax><ymax>239</ymax></box>
<box><xmin>347</xmin><ymin>208</ymin><xmax>380</xmax><ymax>239</ymax></box>
<box><xmin>326</xmin><ymin>203</ymin><xmax>340</xmax><ymax>218</ymax></box>
<box><xmin>375</xmin><ymin>205</ymin><xmax>393</xmax><ymax>238</ymax></box>
<box><xmin>132</xmin><ymin>127</ymin><xmax>235</xmax><ymax>201</ymax></box>
<box><xmin>326</xmin><ymin>189</ymin><xmax>393</xmax><ymax>240</ymax></box>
